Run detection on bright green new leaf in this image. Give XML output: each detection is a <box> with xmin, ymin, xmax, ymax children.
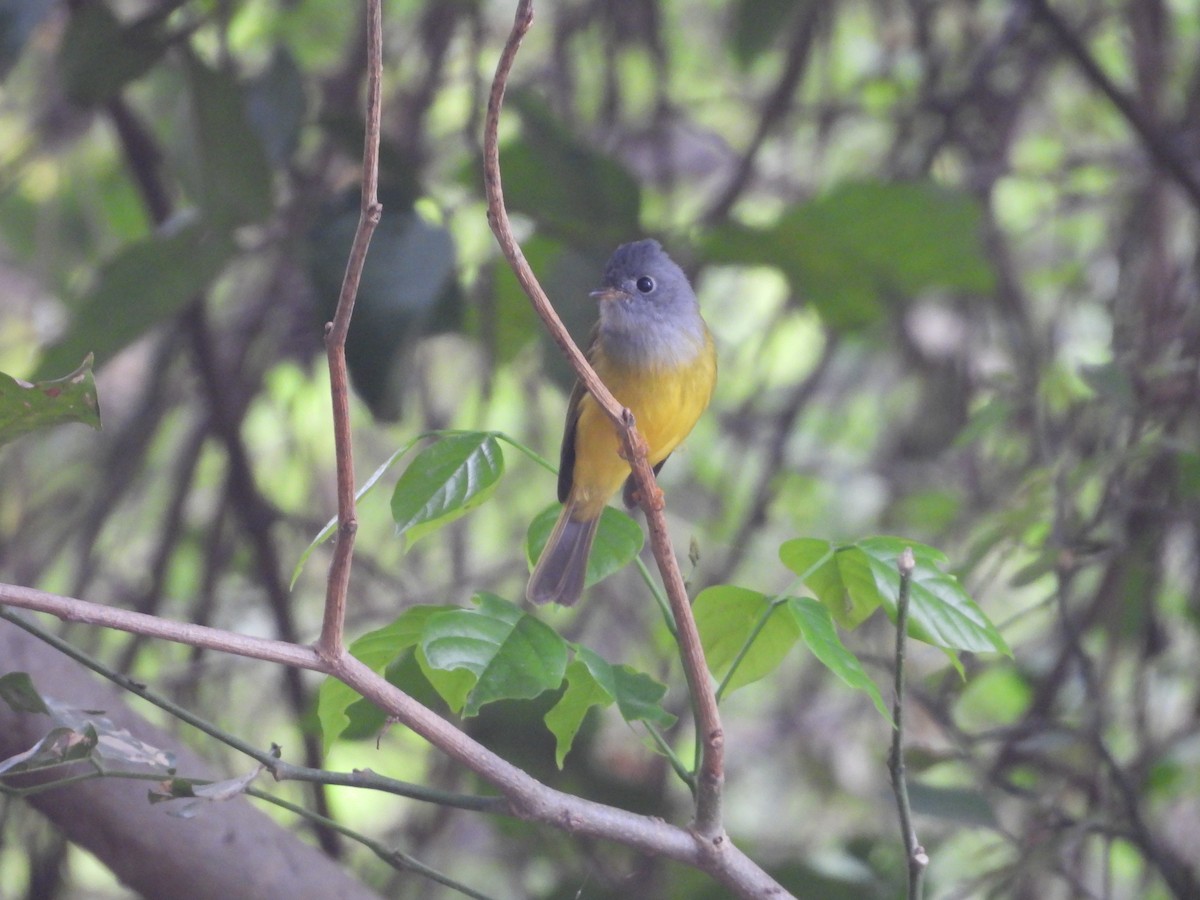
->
<box><xmin>0</xmin><ymin>356</ymin><xmax>100</xmax><ymax>448</ymax></box>
<box><xmin>787</xmin><ymin>597</ymin><xmax>890</xmax><ymax>720</ymax></box>
<box><xmin>316</xmin><ymin>605</ymin><xmax>446</xmax><ymax>750</ymax></box>
<box><xmin>421</xmin><ymin>593</ymin><xmax>568</xmax><ymax>716</ymax></box>
<box><xmin>851</xmin><ymin>537</ymin><xmax>1011</xmax><ymax>656</ymax></box>
<box><xmin>391</xmin><ymin>432</ymin><xmax>505</xmax><ymax>547</ymax></box>
<box><xmin>526</xmin><ymin>505</ymin><xmax>644</xmax><ymax>589</ymax></box>
<box><xmin>694</xmin><ymin>585</ymin><xmax>800</xmax><ymax>696</ymax></box>
<box><xmin>779</xmin><ymin>537</ymin><xmax>878</xmax><ymax>628</ymax></box>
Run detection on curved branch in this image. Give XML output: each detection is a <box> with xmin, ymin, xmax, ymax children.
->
<box><xmin>481</xmin><ymin>0</ymin><xmax>727</xmax><ymax>841</ymax></box>
<box><xmin>319</xmin><ymin>0</ymin><xmax>384</xmax><ymax>657</ymax></box>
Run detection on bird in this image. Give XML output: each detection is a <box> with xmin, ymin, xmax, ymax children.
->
<box><xmin>527</xmin><ymin>239</ymin><xmax>717</xmax><ymax>606</ymax></box>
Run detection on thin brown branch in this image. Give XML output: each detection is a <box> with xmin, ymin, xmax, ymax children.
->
<box><xmin>0</xmin><ymin>580</ymin><xmax>790</xmax><ymax>898</ymax></box>
<box><xmin>0</xmin><ymin>583</ymin><xmax>323</xmax><ymax>672</ymax></box>
<box><xmin>318</xmin><ymin>0</ymin><xmax>384</xmax><ymax>658</ymax></box>
<box><xmin>482</xmin><ymin>0</ymin><xmax>728</xmax><ymax>847</ymax></box>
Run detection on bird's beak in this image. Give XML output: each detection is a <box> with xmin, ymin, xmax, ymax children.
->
<box><xmin>589</xmin><ymin>287</ymin><xmax>627</xmax><ymax>303</ymax></box>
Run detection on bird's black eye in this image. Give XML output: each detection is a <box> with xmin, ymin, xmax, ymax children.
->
<box><xmin>635</xmin><ymin>276</ymin><xmax>655</xmax><ymax>293</ymax></box>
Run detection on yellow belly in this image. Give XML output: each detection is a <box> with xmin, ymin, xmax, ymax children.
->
<box><xmin>569</xmin><ymin>333</ymin><xmax>716</xmax><ymax>518</ymax></box>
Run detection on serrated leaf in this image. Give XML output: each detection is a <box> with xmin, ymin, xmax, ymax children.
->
<box><xmin>317</xmin><ymin>605</ymin><xmax>448</xmax><ymax>750</ymax></box>
<box><xmin>391</xmin><ymin>432</ymin><xmax>504</xmax><ymax>547</ymax></box>
<box><xmin>787</xmin><ymin>597</ymin><xmax>890</xmax><ymax>720</ymax></box>
<box><xmin>526</xmin><ymin>505</ymin><xmax>644</xmax><ymax>589</ymax></box>
<box><xmin>0</xmin><ymin>672</ymin><xmax>50</xmax><ymax>714</ymax></box>
<box><xmin>35</xmin><ymin>222</ymin><xmax>234</xmax><ymax>379</ymax></box>
<box><xmin>0</xmin><ymin>355</ymin><xmax>100</xmax><ymax>447</ymax></box>
<box><xmin>853</xmin><ymin>537</ymin><xmax>1010</xmax><ymax>656</ymax></box>
<box><xmin>421</xmin><ymin>593</ymin><xmax>567</xmax><ymax>716</ymax></box>
<box><xmin>695</xmin><ymin>586</ymin><xmax>800</xmax><ymax>696</ymax></box>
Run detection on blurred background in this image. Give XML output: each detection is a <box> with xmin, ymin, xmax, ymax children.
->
<box><xmin>1</xmin><ymin>0</ymin><xmax>1198</xmax><ymax>897</ymax></box>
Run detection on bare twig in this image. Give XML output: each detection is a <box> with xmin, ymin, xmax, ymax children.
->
<box><xmin>318</xmin><ymin>0</ymin><xmax>384</xmax><ymax>658</ymax></box>
<box><xmin>888</xmin><ymin>547</ymin><xmax>928</xmax><ymax>898</ymax></box>
<box><xmin>0</xmin><ymin>581</ymin><xmax>789</xmax><ymax>897</ymax></box>
<box><xmin>481</xmin><ymin>0</ymin><xmax>727</xmax><ymax>841</ymax></box>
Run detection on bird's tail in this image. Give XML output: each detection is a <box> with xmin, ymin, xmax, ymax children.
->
<box><xmin>526</xmin><ymin>501</ymin><xmax>599</xmax><ymax>606</ymax></box>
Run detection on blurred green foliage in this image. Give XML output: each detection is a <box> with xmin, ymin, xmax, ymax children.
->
<box><xmin>1</xmin><ymin>0</ymin><xmax>1199</xmax><ymax>898</ymax></box>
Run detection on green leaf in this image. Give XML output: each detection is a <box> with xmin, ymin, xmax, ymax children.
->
<box><xmin>57</xmin><ymin>3</ymin><xmax>169</xmax><ymax>105</ymax></box>
<box><xmin>390</xmin><ymin>432</ymin><xmax>505</xmax><ymax>547</ymax></box>
<box><xmin>575</xmin><ymin>646</ymin><xmax>674</xmax><ymax>730</ymax></box>
<box><xmin>694</xmin><ymin>586</ymin><xmax>800</xmax><ymax>696</ymax></box>
<box><xmin>544</xmin><ymin>645</ymin><xmax>674</xmax><ymax>767</ymax></box>
<box><xmin>181</xmin><ymin>51</ymin><xmax>274</xmax><ymax>227</ymax></box>
<box><xmin>0</xmin><ymin>355</ymin><xmax>100</xmax><ymax>447</ymax></box>
<box><xmin>544</xmin><ymin>659</ymin><xmax>611</xmax><ymax>767</ymax></box>
<box><xmin>729</xmin><ymin>0</ymin><xmax>808</xmax><ymax>67</ymax></box>
<box><xmin>421</xmin><ymin>593</ymin><xmax>568</xmax><ymax>716</ymax></box>
<box><xmin>853</xmin><ymin>537</ymin><xmax>1010</xmax><ymax>656</ymax></box>
<box><xmin>780</xmin><ymin>538</ymin><xmax>877</xmax><ymax>629</ymax></box>
<box><xmin>35</xmin><ymin>223</ymin><xmax>234</xmax><ymax>378</ymax></box>
<box><xmin>526</xmin><ymin>505</ymin><xmax>644</xmax><ymax>589</ymax></box>
<box><xmin>316</xmin><ymin>605</ymin><xmax>447</xmax><ymax>750</ymax></box>
<box><xmin>0</xmin><ymin>672</ymin><xmax>50</xmax><ymax>714</ymax></box>
<box><xmin>787</xmin><ymin>597</ymin><xmax>890</xmax><ymax>720</ymax></box>
<box><xmin>495</xmin><ymin>93</ymin><xmax>641</xmax><ymax>247</ymax></box>
<box><xmin>704</xmin><ymin>180</ymin><xmax>994</xmax><ymax>330</ymax></box>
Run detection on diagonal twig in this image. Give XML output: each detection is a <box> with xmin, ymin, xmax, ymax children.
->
<box><xmin>318</xmin><ymin>0</ymin><xmax>384</xmax><ymax>658</ymax></box>
<box><xmin>481</xmin><ymin>0</ymin><xmax>726</xmax><ymax>841</ymax></box>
